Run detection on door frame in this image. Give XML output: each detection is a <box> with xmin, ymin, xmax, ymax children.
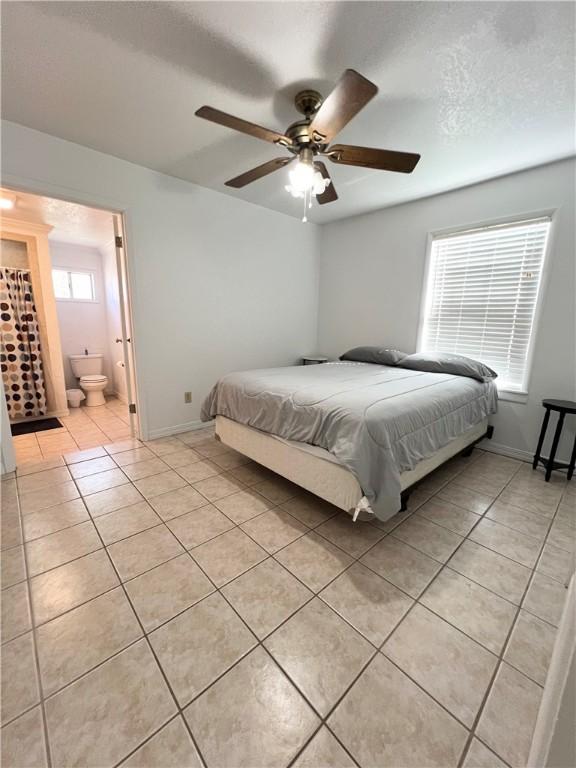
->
<box><xmin>0</xmin><ymin>176</ymin><xmax>146</xmax><ymax>472</ymax></box>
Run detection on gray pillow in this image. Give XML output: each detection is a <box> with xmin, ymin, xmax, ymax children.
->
<box><xmin>399</xmin><ymin>352</ymin><xmax>497</xmax><ymax>382</ymax></box>
<box><xmin>339</xmin><ymin>346</ymin><xmax>408</xmax><ymax>366</ymax></box>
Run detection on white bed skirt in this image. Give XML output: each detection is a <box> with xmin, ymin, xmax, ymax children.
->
<box><xmin>216</xmin><ymin>415</ymin><xmax>488</xmax><ymax>515</ymax></box>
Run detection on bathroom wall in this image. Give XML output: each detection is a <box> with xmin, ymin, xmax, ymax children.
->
<box><xmin>0</xmin><ymin>238</ymin><xmax>29</xmax><ymax>269</ymax></box>
<box><xmin>101</xmin><ymin>239</ymin><xmax>127</xmax><ymax>401</ymax></box>
<box><xmin>49</xmin><ymin>240</ymin><xmax>112</xmax><ymax>390</ymax></box>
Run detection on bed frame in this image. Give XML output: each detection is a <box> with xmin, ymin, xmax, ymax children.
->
<box><xmin>215</xmin><ymin>415</ymin><xmax>493</xmax><ymax>517</ymax></box>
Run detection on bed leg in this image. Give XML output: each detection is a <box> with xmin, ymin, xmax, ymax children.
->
<box><xmin>486</xmin><ymin>425</ymin><xmax>494</xmax><ymax>440</ymax></box>
<box><xmin>461</xmin><ymin>445</ymin><xmax>474</xmax><ymax>458</ymax></box>
<box><xmin>400</xmin><ymin>490</ymin><xmax>410</xmax><ymax>512</ymax></box>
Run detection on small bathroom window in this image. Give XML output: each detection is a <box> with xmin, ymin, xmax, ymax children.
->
<box><xmin>52</xmin><ymin>269</ymin><xmax>96</xmax><ymax>302</ymax></box>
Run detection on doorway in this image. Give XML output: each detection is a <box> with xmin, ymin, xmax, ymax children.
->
<box><xmin>0</xmin><ymin>187</ymin><xmax>139</xmax><ymax>471</ymax></box>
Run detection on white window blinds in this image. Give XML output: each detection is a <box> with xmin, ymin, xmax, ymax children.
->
<box><xmin>421</xmin><ymin>217</ymin><xmax>551</xmax><ymax>392</ymax></box>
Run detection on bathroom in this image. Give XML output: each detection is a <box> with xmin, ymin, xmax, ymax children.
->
<box><xmin>0</xmin><ymin>188</ymin><xmax>137</xmax><ymax>465</ymax></box>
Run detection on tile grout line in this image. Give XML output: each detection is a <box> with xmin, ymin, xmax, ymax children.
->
<box><xmin>5</xmin><ymin>439</ymin><xmax>572</xmax><ymax>767</ymax></box>
<box><xmin>64</xmin><ymin>471</ymin><xmax>213</xmax><ymax>768</ymax></box>
<box><xmin>10</xmin><ymin>477</ymin><xmax>54</xmax><ymax>768</ymax></box>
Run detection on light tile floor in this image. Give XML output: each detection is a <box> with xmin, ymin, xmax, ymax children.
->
<box><xmin>1</xmin><ymin>430</ymin><xmax>574</xmax><ymax>768</ymax></box>
<box><xmin>11</xmin><ymin>397</ymin><xmax>132</xmax><ymax>464</ymax></box>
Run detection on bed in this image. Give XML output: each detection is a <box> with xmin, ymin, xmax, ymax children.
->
<box><xmin>201</xmin><ymin>360</ymin><xmax>497</xmax><ymax>522</ymax></box>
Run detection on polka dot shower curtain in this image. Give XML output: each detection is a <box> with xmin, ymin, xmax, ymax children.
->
<box><xmin>0</xmin><ymin>268</ymin><xmax>47</xmax><ymax>420</ymax></box>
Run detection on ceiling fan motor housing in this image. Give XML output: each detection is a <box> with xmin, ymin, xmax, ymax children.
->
<box><xmin>294</xmin><ymin>89</ymin><xmax>323</xmax><ymax>116</ymax></box>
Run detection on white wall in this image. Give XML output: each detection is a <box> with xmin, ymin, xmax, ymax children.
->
<box><xmin>318</xmin><ymin>159</ymin><xmax>576</xmax><ymax>461</ymax></box>
<box><xmin>50</xmin><ymin>241</ymin><xmax>112</xmax><ymax>389</ymax></box>
<box><xmin>1</xmin><ymin>121</ymin><xmax>319</xmax><ymax>438</ymax></box>
<box><xmin>100</xmin><ymin>239</ymin><xmax>127</xmax><ymax>401</ymax></box>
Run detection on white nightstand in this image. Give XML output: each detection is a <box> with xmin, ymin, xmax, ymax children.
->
<box><xmin>301</xmin><ymin>355</ymin><xmax>329</xmax><ymax>365</ymax></box>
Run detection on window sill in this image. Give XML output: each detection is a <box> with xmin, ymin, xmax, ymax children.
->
<box><xmin>497</xmin><ymin>389</ymin><xmax>529</xmax><ymax>404</ymax></box>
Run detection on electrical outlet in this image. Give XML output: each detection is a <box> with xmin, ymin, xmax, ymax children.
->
<box><xmin>184</xmin><ymin>392</ymin><xmax>192</xmax><ymax>404</ymax></box>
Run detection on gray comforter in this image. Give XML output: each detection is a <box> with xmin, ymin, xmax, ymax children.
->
<box><xmin>201</xmin><ymin>362</ymin><xmax>497</xmax><ymax>521</ymax></box>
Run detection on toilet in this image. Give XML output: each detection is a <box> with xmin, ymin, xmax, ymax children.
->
<box><xmin>69</xmin><ymin>353</ymin><xmax>108</xmax><ymax>407</ymax></box>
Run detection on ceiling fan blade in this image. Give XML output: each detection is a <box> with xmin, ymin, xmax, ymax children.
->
<box><xmin>225</xmin><ymin>157</ymin><xmax>293</xmax><ymax>188</ymax></box>
<box><xmin>314</xmin><ymin>162</ymin><xmax>338</xmax><ymax>204</ymax></box>
<box><xmin>328</xmin><ymin>144</ymin><xmax>421</xmax><ymax>173</ymax></box>
<box><xmin>309</xmin><ymin>69</ymin><xmax>378</xmax><ymax>145</ymax></box>
<box><xmin>195</xmin><ymin>106</ymin><xmax>292</xmax><ymax>146</ymax></box>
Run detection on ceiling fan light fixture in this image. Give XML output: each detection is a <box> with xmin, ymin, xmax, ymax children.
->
<box><xmin>285</xmin><ymin>148</ymin><xmax>331</xmax><ymax>204</ymax></box>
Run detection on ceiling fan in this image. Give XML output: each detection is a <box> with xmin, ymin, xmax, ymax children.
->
<box><xmin>195</xmin><ymin>69</ymin><xmax>421</xmax><ymax>220</ymax></box>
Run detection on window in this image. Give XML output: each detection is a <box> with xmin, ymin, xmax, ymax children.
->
<box><xmin>420</xmin><ymin>217</ymin><xmax>551</xmax><ymax>392</ymax></box>
<box><xmin>52</xmin><ymin>269</ymin><xmax>96</xmax><ymax>301</ymax></box>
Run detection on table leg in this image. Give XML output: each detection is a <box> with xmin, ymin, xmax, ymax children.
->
<box><xmin>533</xmin><ymin>408</ymin><xmax>550</xmax><ymax>469</ymax></box>
<box><xmin>568</xmin><ymin>434</ymin><xmax>576</xmax><ymax>482</ymax></box>
<box><xmin>545</xmin><ymin>412</ymin><xmax>565</xmax><ymax>482</ymax></box>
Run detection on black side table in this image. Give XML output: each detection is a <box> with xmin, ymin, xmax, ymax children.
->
<box><xmin>533</xmin><ymin>399</ymin><xmax>576</xmax><ymax>482</ymax></box>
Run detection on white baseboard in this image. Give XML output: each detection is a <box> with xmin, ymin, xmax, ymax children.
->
<box><xmin>147</xmin><ymin>419</ymin><xmax>209</xmax><ymax>440</ymax></box>
<box><xmin>479</xmin><ymin>438</ymin><xmax>572</xmax><ymax>466</ymax></box>
<box><xmin>478</xmin><ymin>439</ymin><xmax>533</xmax><ymax>463</ymax></box>
<box><xmin>112</xmin><ymin>390</ymin><xmax>128</xmax><ymax>404</ymax></box>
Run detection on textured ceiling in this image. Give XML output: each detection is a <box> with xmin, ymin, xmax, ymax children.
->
<box><xmin>2</xmin><ymin>188</ymin><xmax>115</xmax><ymax>249</ymax></box>
<box><xmin>1</xmin><ymin>1</ymin><xmax>574</xmax><ymax>223</ymax></box>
